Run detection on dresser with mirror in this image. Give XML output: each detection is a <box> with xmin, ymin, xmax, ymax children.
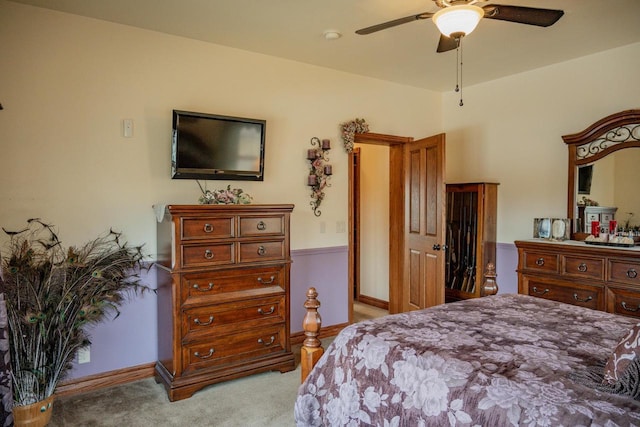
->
<box><xmin>516</xmin><ymin>109</ymin><xmax>640</xmax><ymax>318</ymax></box>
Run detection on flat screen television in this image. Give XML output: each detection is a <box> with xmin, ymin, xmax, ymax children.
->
<box><xmin>171</xmin><ymin>110</ymin><xmax>265</xmax><ymax>181</ymax></box>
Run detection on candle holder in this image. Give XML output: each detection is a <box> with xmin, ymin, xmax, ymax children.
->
<box><xmin>307</xmin><ymin>137</ymin><xmax>332</xmax><ymax>217</ymax></box>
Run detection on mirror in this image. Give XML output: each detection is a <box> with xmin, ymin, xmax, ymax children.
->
<box><xmin>563</xmin><ymin>109</ymin><xmax>640</xmax><ymax>238</ymax></box>
<box><xmin>573</xmin><ymin>149</ymin><xmax>640</xmax><ymax>232</ymax></box>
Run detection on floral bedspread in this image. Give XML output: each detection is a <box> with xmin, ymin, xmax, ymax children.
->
<box><xmin>295</xmin><ymin>294</ymin><xmax>640</xmax><ymax>426</ymax></box>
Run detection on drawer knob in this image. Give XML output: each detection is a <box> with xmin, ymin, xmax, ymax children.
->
<box><xmin>204</xmin><ymin>249</ymin><xmax>214</xmax><ymax>259</ymax></box>
<box><xmin>258</xmin><ymin>336</ymin><xmax>275</xmax><ymax>346</ymax></box>
<box><xmin>578</xmin><ymin>263</ymin><xmax>588</xmax><ymax>272</ymax></box>
<box><xmin>532</xmin><ymin>286</ymin><xmax>549</xmax><ymax>295</ymax></box>
<box><xmin>627</xmin><ymin>269</ymin><xmax>638</xmax><ymax>279</ymax></box>
<box><xmin>621</xmin><ymin>301</ymin><xmax>640</xmax><ymax>312</ymax></box>
<box><xmin>203</xmin><ymin>223</ymin><xmax>214</xmax><ymax>233</ymax></box>
<box><xmin>193</xmin><ymin>282</ymin><xmax>214</xmax><ymax>292</ymax></box>
<box><xmin>194</xmin><ymin>315</ymin><xmax>215</xmax><ymax>326</ymax></box>
<box><xmin>194</xmin><ymin>348</ymin><xmax>215</xmax><ymax>359</ymax></box>
<box><xmin>535</xmin><ymin>258</ymin><xmax>545</xmax><ymax>266</ymax></box>
<box><xmin>257</xmin><ymin>221</ymin><xmax>267</xmax><ymax>231</ymax></box>
<box><xmin>258</xmin><ymin>306</ymin><xmax>275</xmax><ymax>315</ymax></box>
<box><xmin>257</xmin><ymin>276</ymin><xmax>275</xmax><ymax>285</ymax></box>
<box><xmin>257</xmin><ymin>246</ymin><xmax>266</xmax><ymax>256</ymax></box>
<box><xmin>573</xmin><ymin>293</ymin><xmax>593</xmax><ymax>303</ymax></box>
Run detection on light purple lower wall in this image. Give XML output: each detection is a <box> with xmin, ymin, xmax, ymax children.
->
<box><xmin>65</xmin><ymin>247</ymin><xmax>351</xmax><ymax>380</ymax></box>
<box><xmin>290</xmin><ymin>246</ymin><xmax>349</xmax><ymax>334</ymax></box>
<box><xmin>65</xmin><ymin>243</ymin><xmax>518</xmax><ymax>381</ymax></box>
<box><xmin>496</xmin><ymin>242</ymin><xmax>518</xmax><ymax>294</ymax></box>
<box><xmin>66</xmin><ymin>266</ymin><xmax>158</xmax><ymax>380</ymax></box>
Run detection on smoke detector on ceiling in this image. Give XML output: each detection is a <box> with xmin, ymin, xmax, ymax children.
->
<box><xmin>323</xmin><ymin>30</ymin><xmax>342</xmax><ymax>40</ymax></box>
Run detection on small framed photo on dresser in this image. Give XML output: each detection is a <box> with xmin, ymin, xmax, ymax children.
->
<box><xmin>550</xmin><ymin>218</ymin><xmax>570</xmax><ymax>241</ymax></box>
<box><xmin>533</xmin><ymin>218</ymin><xmax>551</xmax><ymax>239</ymax></box>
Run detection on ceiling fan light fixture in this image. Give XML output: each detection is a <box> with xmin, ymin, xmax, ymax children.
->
<box><xmin>432</xmin><ymin>5</ymin><xmax>484</xmax><ymax>38</ymax></box>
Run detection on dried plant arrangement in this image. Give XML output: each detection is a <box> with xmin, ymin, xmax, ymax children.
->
<box><xmin>0</xmin><ymin>219</ymin><xmax>152</xmax><ymax>408</ymax></box>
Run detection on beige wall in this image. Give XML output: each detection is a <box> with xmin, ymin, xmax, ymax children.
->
<box><xmin>354</xmin><ymin>144</ymin><xmax>390</xmax><ymax>301</ymax></box>
<box><xmin>0</xmin><ymin>1</ymin><xmax>442</xmax><ymax>252</ymax></box>
<box><xmin>443</xmin><ymin>41</ymin><xmax>640</xmax><ymax>243</ymax></box>
<box><xmin>2</xmin><ymin>1</ymin><xmax>640</xmax><ymax>304</ymax></box>
<box><xmin>588</xmin><ymin>154</ymin><xmax>615</xmax><ymax>207</ymax></box>
<box><xmin>614</xmin><ymin>148</ymin><xmax>640</xmax><ymax>229</ymax></box>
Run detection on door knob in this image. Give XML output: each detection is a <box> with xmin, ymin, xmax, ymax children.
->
<box><xmin>432</xmin><ymin>244</ymin><xmax>441</xmax><ymax>251</ymax></box>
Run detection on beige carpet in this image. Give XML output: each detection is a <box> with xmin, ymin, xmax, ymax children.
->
<box><xmin>353</xmin><ymin>301</ymin><xmax>388</xmax><ymax>323</ymax></box>
<box><xmin>48</xmin><ymin>304</ymin><xmax>388</xmax><ymax>426</ymax></box>
<box><xmin>49</xmin><ymin>340</ymin><xmax>334</xmax><ymax>427</ymax></box>
<box><xmin>51</xmin><ymin>371</ymin><xmax>298</xmax><ymax>426</ymax></box>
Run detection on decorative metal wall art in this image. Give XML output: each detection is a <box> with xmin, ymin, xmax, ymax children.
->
<box><xmin>307</xmin><ymin>137</ymin><xmax>332</xmax><ymax>216</ymax></box>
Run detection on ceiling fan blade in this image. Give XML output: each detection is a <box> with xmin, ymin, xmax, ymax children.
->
<box><xmin>482</xmin><ymin>5</ymin><xmax>564</xmax><ymax>27</ymax></box>
<box><xmin>436</xmin><ymin>35</ymin><xmax>459</xmax><ymax>53</ymax></box>
<box><xmin>355</xmin><ymin>12</ymin><xmax>433</xmax><ymax>35</ymax></box>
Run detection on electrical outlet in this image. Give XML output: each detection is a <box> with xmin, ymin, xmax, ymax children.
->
<box><xmin>77</xmin><ymin>345</ymin><xmax>90</xmax><ymax>364</ymax></box>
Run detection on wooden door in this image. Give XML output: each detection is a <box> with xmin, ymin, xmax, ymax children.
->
<box><xmin>403</xmin><ymin>134</ymin><xmax>446</xmax><ymax>311</ymax></box>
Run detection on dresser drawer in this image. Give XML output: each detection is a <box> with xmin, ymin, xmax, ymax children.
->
<box><xmin>239</xmin><ymin>215</ymin><xmax>284</xmax><ymax>237</ymax></box>
<box><xmin>181</xmin><ymin>266</ymin><xmax>285</xmax><ymax>304</ymax></box>
<box><xmin>181</xmin><ymin>217</ymin><xmax>234</xmax><ymax>240</ymax></box>
<box><xmin>562</xmin><ymin>256</ymin><xmax>604</xmax><ymax>280</ymax></box>
<box><xmin>522</xmin><ymin>251</ymin><xmax>559</xmax><ymax>273</ymax></box>
<box><xmin>238</xmin><ymin>240</ymin><xmax>285</xmax><ymax>263</ymax></box>
<box><xmin>526</xmin><ymin>279</ymin><xmax>604</xmax><ymax>311</ymax></box>
<box><xmin>182</xmin><ymin>325</ymin><xmax>286</xmax><ymax>373</ymax></box>
<box><xmin>607</xmin><ymin>287</ymin><xmax>640</xmax><ymax>318</ymax></box>
<box><xmin>608</xmin><ymin>259</ymin><xmax>640</xmax><ymax>286</ymax></box>
<box><xmin>182</xmin><ymin>295</ymin><xmax>285</xmax><ymax>341</ymax></box>
<box><xmin>181</xmin><ymin>243</ymin><xmax>234</xmax><ymax>268</ymax></box>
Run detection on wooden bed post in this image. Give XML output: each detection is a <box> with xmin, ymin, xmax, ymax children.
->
<box><xmin>480</xmin><ymin>262</ymin><xmax>498</xmax><ymax>296</ymax></box>
<box><xmin>301</xmin><ymin>287</ymin><xmax>323</xmax><ymax>383</ymax></box>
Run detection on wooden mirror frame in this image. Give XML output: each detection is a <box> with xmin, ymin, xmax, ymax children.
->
<box><xmin>562</xmin><ymin>109</ymin><xmax>640</xmax><ymax>239</ymax></box>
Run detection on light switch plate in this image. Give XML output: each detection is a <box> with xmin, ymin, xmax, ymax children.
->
<box><xmin>123</xmin><ymin>119</ymin><xmax>134</xmax><ymax>138</ymax></box>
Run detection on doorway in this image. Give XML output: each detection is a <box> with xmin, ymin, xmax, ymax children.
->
<box><xmin>347</xmin><ymin>132</ymin><xmax>412</xmax><ymax>323</ymax></box>
<box><xmin>350</xmin><ymin>146</ymin><xmax>390</xmax><ymax>320</ymax></box>
<box><xmin>347</xmin><ymin>132</ymin><xmax>446</xmax><ymax>323</ymax></box>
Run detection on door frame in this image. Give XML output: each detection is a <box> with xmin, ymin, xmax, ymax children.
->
<box><xmin>348</xmin><ymin>132</ymin><xmax>414</xmax><ymax>322</ymax></box>
<box><xmin>351</xmin><ymin>147</ymin><xmax>361</xmax><ymax>302</ymax></box>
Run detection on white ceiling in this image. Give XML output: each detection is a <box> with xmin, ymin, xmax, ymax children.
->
<box><xmin>8</xmin><ymin>0</ymin><xmax>640</xmax><ymax>92</ymax></box>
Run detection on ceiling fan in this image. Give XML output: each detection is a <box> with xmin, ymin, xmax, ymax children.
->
<box><xmin>355</xmin><ymin>0</ymin><xmax>564</xmax><ymax>53</ymax></box>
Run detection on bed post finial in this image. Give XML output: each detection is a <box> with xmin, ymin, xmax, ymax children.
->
<box><xmin>480</xmin><ymin>262</ymin><xmax>498</xmax><ymax>296</ymax></box>
<box><xmin>301</xmin><ymin>287</ymin><xmax>324</xmax><ymax>383</ymax></box>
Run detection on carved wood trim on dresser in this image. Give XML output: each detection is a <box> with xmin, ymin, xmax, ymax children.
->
<box><xmin>516</xmin><ymin>239</ymin><xmax>640</xmax><ymax>318</ymax></box>
<box><xmin>155</xmin><ymin>204</ymin><xmax>296</xmax><ymax>401</ymax></box>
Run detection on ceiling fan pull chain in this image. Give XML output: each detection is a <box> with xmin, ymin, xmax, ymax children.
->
<box><xmin>455</xmin><ymin>42</ymin><xmax>460</xmax><ymax>94</ymax></box>
<box><xmin>458</xmin><ymin>37</ymin><xmax>464</xmax><ymax>107</ymax></box>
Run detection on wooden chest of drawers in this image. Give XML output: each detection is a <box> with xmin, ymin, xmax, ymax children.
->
<box><xmin>516</xmin><ymin>239</ymin><xmax>640</xmax><ymax>318</ymax></box>
<box><xmin>155</xmin><ymin>204</ymin><xmax>296</xmax><ymax>401</ymax></box>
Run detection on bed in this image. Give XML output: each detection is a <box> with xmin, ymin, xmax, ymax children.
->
<box><xmin>295</xmin><ymin>293</ymin><xmax>640</xmax><ymax>426</ymax></box>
